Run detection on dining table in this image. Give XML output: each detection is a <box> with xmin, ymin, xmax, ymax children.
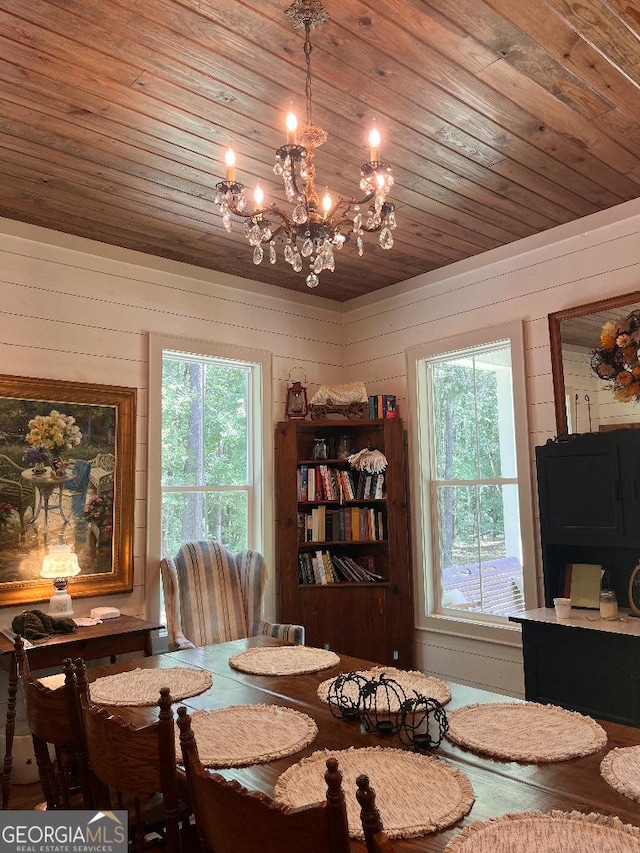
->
<box><xmin>41</xmin><ymin>635</ymin><xmax>640</xmax><ymax>852</ymax></box>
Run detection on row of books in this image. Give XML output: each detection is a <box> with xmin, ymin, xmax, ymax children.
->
<box><xmin>368</xmin><ymin>394</ymin><xmax>397</xmax><ymax>419</ymax></box>
<box><xmin>298</xmin><ymin>551</ymin><xmax>386</xmax><ymax>585</ymax></box>
<box><xmin>297</xmin><ymin>465</ymin><xmax>385</xmax><ymax>502</ymax></box>
<box><xmin>297</xmin><ymin>506</ymin><xmax>385</xmax><ymax>542</ymax></box>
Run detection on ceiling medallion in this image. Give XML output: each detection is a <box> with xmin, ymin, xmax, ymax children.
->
<box><xmin>214</xmin><ymin>0</ymin><xmax>397</xmax><ymax>289</ymax></box>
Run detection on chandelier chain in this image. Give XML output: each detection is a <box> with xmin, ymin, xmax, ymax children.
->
<box><xmin>304</xmin><ymin>23</ymin><xmax>313</xmax><ymax>128</ymax></box>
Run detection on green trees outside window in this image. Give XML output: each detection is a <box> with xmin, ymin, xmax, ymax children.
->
<box><xmin>161</xmin><ymin>355</ymin><xmax>252</xmax><ymax>558</ymax></box>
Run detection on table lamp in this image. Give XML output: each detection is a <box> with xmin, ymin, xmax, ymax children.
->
<box><xmin>40</xmin><ymin>541</ymin><xmax>81</xmax><ymax>617</ymax></box>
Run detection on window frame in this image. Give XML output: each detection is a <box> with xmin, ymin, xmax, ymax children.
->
<box><xmin>147</xmin><ymin>333</ymin><xmax>273</xmax><ymax>624</ymax></box>
<box><xmin>406</xmin><ymin>321</ymin><xmax>537</xmax><ymax>643</ymax></box>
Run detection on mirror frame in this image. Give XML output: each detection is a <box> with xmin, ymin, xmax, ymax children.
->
<box><xmin>549</xmin><ymin>290</ymin><xmax>640</xmax><ymax>436</ymax></box>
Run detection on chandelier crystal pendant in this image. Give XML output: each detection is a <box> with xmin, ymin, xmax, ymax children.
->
<box><xmin>214</xmin><ymin>0</ymin><xmax>397</xmax><ymax>289</ymax></box>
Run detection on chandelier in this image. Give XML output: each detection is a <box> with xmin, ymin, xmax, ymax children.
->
<box><xmin>214</xmin><ymin>0</ymin><xmax>397</xmax><ymax>289</ymax></box>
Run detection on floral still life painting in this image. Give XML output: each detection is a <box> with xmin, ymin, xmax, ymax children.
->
<box><xmin>0</xmin><ymin>375</ymin><xmax>135</xmax><ymax>607</ymax></box>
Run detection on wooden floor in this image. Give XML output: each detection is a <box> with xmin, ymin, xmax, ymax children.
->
<box><xmin>9</xmin><ymin>780</ymin><xmax>45</xmax><ymax>810</ymax></box>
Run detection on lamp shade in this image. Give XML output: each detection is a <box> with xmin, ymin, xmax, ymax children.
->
<box><xmin>40</xmin><ymin>543</ymin><xmax>81</xmax><ymax>580</ymax></box>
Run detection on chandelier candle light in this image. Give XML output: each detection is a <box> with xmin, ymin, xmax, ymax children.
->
<box><xmin>214</xmin><ymin>0</ymin><xmax>397</xmax><ymax>289</ymax></box>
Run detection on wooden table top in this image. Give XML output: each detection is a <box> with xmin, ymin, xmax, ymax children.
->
<box><xmin>0</xmin><ymin>614</ymin><xmax>161</xmax><ymax>657</ymax></box>
<box><xmin>44</xmin><ymin>635</ymin><xmax>640</xmax><ymax>852</ymax></box>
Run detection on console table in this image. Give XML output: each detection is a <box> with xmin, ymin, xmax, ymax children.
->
<box><xmin>510</xmin><ymin>608</ymin><xmax>640</xmax><ymax>727</ymax></box>
<box><xmin>0</xmin><ymin>614</ymin><xmax>161</xmax><ymax>808</ymax></box>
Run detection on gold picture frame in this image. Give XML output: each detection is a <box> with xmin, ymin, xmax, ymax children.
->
<box><xmin>0</xmin><ymin>374</ymin><xmax>136</xmax><ymax>607</ymax></box>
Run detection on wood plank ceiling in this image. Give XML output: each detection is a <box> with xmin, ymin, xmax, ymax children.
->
<box><xmin>1</xmin><ymin>0</ymin><xmax>640</xmax><ymax>302</ymax></box>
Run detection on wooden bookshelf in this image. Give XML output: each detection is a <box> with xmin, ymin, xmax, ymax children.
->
<box><xmin>275</xmin><ymin>418</ymin><xmax>413</xmax><ymax>666</ymax></box>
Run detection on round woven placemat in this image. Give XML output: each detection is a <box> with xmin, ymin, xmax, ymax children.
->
<box><xmin>178</xmin><ymin>704</ymin><xmax>317</xmax><ymax>767</ymax></box>
<box><xmin>274</xmin><ymin>746</ymin><xmax>474</xmax><ymax>840</ymax></box>
<box><xmin>446</xmin><ymin>702</ymin><xmax>607</xmax><ymax>762</ymax></box>
<box><xmin>89</xmin><ymin>667</ymin><xmax>212</xmax><ymax>706</ymax></box>
<box><xmin>601</xmin><ymin>746</ymin><xmax>640</xmax><ymax>802</ymax></box>
<box><xmin>317</xmin><ymin>666</ymin><xmax>451</xmax><ymax>709</ymax></box>
<box><xmin>228</xmin><ymin>645</ymin><xmax>340</xmax><ymax>676</ymax></box>
<box><xmin>443</xmin><ymin>810</ymin><xmax>640</xmax><ymax>852</ymax></box>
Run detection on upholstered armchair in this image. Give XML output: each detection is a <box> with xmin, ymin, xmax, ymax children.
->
<box><xmin>161</xmin><ymin>541</ymin><xmax>305</xmax><ymax>651</ymax></box>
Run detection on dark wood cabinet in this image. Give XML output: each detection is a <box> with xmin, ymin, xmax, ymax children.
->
<box><xmin>510</xmin><ymin>610</ymin><xmax>640</xmax><ymax>726</ymax></box>
<box><xmin>514</xmin><ymin>429</ymin><xmax>640</xmax><ymax>725</ymax></box>
<box><xmin>275</xmin><ymin>418</ymin><xmax>413</xmax><ymax>666</ymax></box>
<box><xmin>535</xmin><ymin>430</ymin><xmax>640</xmax><ymax>607</ymax></box>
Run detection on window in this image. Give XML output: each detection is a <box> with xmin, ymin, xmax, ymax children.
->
<box><xmin>147</xmin><ymin>334</ymin><xmax>273</xmax><ymax>623</ymax></box>
<box><xmin>407</xmin><ymin>322</ymin><xmax>535</xmax><ymax>628</ymax></box>
<box><xmin>161</xmin><ymin>353</ymin><xmax>253</xmax><ymax>556</ymax></box>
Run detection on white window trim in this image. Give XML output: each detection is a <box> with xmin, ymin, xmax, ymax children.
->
<box><xmin>147</xmin><ymin>332</ymin><xmax>274</xmax><ymax>624</ymax></box>
<box><xmin>405</xmin><ymin>321</ymin><xmax>537</xmax><ymax>645</ymax></box>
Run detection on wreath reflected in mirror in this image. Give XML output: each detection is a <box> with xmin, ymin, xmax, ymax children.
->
<box><xmin>591</xmin><ymin>309</ymin><xmax>640</xmax><ymax>403</ymax></box>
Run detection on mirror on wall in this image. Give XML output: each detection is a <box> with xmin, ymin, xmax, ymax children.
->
<box><xmin>549</xmin><ymin>291</ymin><xmax>640</xmax><ymax>436</ymax></box>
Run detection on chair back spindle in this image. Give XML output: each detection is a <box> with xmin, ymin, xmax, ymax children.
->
<box><xmin>356</xmin><ymin>775</ymin><xmax>396</xmax><ymax>853</ymax></box>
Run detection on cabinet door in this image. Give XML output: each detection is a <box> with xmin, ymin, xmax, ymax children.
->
<box><xmin>521</xmin><ymin>621</ymin><xmax>640</xmax><ymax>726</ymax></box>
<box><xmin>618</xmin><ymin>431</ymin><xmax>640</xmax><ymax>538</ymax></box>
<box><xmin>536</xmin><ymin>437</ymin><xmax>623</xmax><ymax>539</ymax></box>
<box><xmin>299</xmin><ymin>586</ymin><xmax>388</xmax><ymax>664</ymax></box>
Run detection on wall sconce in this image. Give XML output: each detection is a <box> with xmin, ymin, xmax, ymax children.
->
<box><xmin>286</xmin><ymin>369</ymin><xmax>308</xmax><ymax>420</ymax></box>
<box><xmin>40</xmin><ymin>541</ymin><xmax>81</xmax><ymax>617</ymax></box>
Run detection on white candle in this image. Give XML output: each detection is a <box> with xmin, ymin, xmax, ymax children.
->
<box><xmin>253</xmin><ymin>184</ymin><xmax>264</xmax><ymax>211</ymax></box>
<box><xmin>286</xmin><ymin>110</ymin><xmax>298</xmax><ymax>145</ymax></box>
<box><xmin>224</xmin><ymin>147</ymin><xmax>236</xmax><ymax>182</ymax></box>
<box><xmin>368</xmin><ymin>126</ymin><xmax>381</xmax><ymax>162</ymax></box>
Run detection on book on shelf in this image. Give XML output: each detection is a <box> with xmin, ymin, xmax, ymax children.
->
<box><xmin>299</xmin><ymin>464</ymin><xmax>366</xmax><ymax>503</ymax></box>
<box><xmin>308</xmin><ymin>466</ymin><xmax>316</xmax><ymax>501</ymax></box>
<box><xmin>368</xmin><ymin>394</ymin><xmax>397</xmax><ymax>419</ymax></box>
<box><xmin>344</xmin><ymin>508</ymin><xmax>352</xmax><ymax>540</ymax></box>
<box><xmin>347</xmin><ymin>469</ymin><xmax>357</xmax><ymax>499</ymax></box>
<box><xmin>364</xmin><ymin>474</ymin><xmax>372</xmax><ymax>500</ymax></box>
<box><xmin>374</xmin><ymin>473</ymin><xmax>385</xmax><ymax>499</ymax></box>
<box><xmin>299</xmin><ymin>506</ymin><xmax>385</xmax><ymax>543</ymax></box>
<box><xmin>314</xmin><ymin>550</ymin><xmax>326</xmax><ymax>584</ymax></box>
<box><xmin>330</xmin><ymin>510</ymin><xmax>340</xmax><ymax>542</ymax></box>
<box><xmin>298</xmin><ymin>465</ymin><xmax>309</xmax><ymax>501</ymax></box>
<box><xmin>298</xmin><ymin>550</ymin><xmax>385</xmax><ymax>584</ymax></box>
<box><xmin>314</xmin><ymin>505</ymin><xmax>326</xmax><ymax>542</ymax></box>
<box><xmin>351</xmin><ymin>507</ymin><xmax>360</xmax><ymax>541</ymax></box>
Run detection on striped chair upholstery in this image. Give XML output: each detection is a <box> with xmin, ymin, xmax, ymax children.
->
<box><xmin>161</xmin><ymin>541</ymin><xmax>305</xmax><ymax>650</ymax></box>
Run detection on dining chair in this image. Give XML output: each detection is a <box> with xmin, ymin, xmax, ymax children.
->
<box><xmin>14</xmin><ymin>635</ymin><xmax>92</xmax><ymax>809</ymax></box>
<box><xmin>74</xmin><ymin>662</ymin><xmax>184</xmax><ymax>853</ymax></box>
<box><xmin>177</xmin><ymin>706</ymin><xmax>396</xmax><ymax>853</ymax></box>
<box><xmin>161</xmin><ymin>540</ymin><xmax>305</xmax><ymax>650</ymax></box>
